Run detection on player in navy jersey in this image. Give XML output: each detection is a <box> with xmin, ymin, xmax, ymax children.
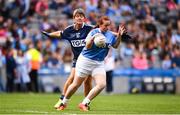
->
<box><xmin>58</xmin><ymin>16</ymin><xmax>126</xmax><ymax>111</ymax></box>
<box><xmin>42</xmin><ymin>8</ymin><xmax>93</xmax><ymax>109</ymax></box>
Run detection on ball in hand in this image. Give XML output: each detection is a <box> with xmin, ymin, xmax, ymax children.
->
<box><xmin>94</xmin><ymin>33</ymin><xmax>106</xmax><ymax>47</ymax></box>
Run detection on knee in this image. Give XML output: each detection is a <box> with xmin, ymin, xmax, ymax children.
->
<box><xmin>97</xmin><ymin>82</ymin><xmax>106</xmax><ymax>90</ymax></box>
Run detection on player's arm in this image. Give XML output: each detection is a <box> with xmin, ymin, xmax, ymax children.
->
<box><xmin>85</xmin><ymin>36</ymin><xmax>95</xmax><ymax>49</ymax></box>
<box><xmin>111</xmin><ymin>31</ymin><xmax>118</xmax><ymax>36</ymax></box>
<box><xmin>112</xmin><ymin>25</ymin><xmax>126</xmax><ymax>49</ymax></box>
<box><xmin>42</xmin><ymin>31</ymin><xmax>62</xmax><ymax>39</ymax></box>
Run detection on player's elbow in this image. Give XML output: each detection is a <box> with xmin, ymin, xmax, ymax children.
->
<box><xmin>85</xmin><ymin>42</ymin><xmax>93</xmax><ymax>49</ymax></box>
<box><xmin>86</xmin><ymin>44</ymin><xmax>91</xmax><ymax>49</ymax></box>
<box><xmin>112</xmin><ymin>44</ymin><xmax>118</xmax><ymax>49</ymax></box>
<box><xmin>50</xmin><ymin>31</ymin><xmax>62</xmax><ymax>38</ymax></box>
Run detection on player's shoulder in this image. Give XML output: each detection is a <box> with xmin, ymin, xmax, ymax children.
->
<box><xmin>87</xmin><ymin>28</ymin><xmax>100</xmax><ymax>36</ymax></box>
<box><xmin>84</xmin><ymin>24</ymin><xmax>94</xmax><ymax>29</ymax></box>
<box><xmin>64</xmin><ymin>24</ymin><xmax>74</xmax><ymax>31</ymax></box>
<box><xmin>91</xmin><ymin>28</ymin><xmax>100</xmax><ymax>33</ymax></box>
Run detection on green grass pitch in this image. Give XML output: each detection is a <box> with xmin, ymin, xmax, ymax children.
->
<box><xmin>0</xmin><ymin>93</ymin><xmax>180</xmax><ymax>114</ymax></box>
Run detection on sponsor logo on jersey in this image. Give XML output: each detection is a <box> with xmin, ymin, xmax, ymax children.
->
<box><xmin>71</xmin><ymin>39</ymin><xmax>86</xmax><ymax>47</ymax></box>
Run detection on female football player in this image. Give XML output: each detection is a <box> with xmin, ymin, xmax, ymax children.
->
<box><xmin>58</xmin><ymin>16</ymin><xmax>126</xmax><ymax>111</ymax></box>
<box><xmin>42</xmin><ymin>8</ymin><xmax>93</xmax><ymax>109</ymax></box>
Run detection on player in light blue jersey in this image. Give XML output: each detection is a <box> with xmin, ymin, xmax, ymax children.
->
<box><xmin>58</xmin><ymin>16</ymin><xmax>126</xmax><ymax>111</ymax></box>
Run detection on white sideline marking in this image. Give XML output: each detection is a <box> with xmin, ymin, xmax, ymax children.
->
<box><xmin>1</xmin><ymin>109</ymin><xmax>94</xmax><ymax>115</ymax></box>
<box><xmin>2</xmin><ymin>109</ymin><xmax>56</xmax><ymax>114</ymax></box>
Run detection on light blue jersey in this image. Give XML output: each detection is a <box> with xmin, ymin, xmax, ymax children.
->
<box><xmin>81</xmin><ymin>28</ymin><xmax>116</xmax><ymax>61</ymax></box>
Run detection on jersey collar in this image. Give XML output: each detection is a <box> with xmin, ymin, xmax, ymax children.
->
<box><xmin>73</xmin><ymin>23</ymin><xmax>85</xmax><ymax>30</ymax></box>
<box><xmin>98</xmin><ymin>28</ymin><xmax>106</xmax><ymax>34</ymax></box>
<box><xmin>98</xmin><ymin>28</ymin><xmax>102</xmax><ymax>33</ymax></box>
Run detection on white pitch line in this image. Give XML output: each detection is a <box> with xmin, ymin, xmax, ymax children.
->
<box><xmin>1</xmin><ymin>109</ymin><xmax>57</xmax><ymax>114</ymax></box>
<box><xmin>2</xmin><ymin>110</ymin><xmax>176</xmax><ymax>115</ymax></box>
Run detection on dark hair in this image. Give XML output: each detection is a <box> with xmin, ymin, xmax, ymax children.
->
<box><xmin>73</xmin><ymin>8</ymin><xmax>85</xmax><ymax>18</ymax></box>
<box><xmin>94</xmin><ymin>16</ymin><xmax>110</xmax><ymax>28</ymax></box>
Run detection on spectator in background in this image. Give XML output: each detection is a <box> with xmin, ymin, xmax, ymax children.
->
<box><xmin>35</xmin><ymin>0</ymin><xmax>49</xmax><ymax>17</ymax></box>
<box><xmin>11</xmin><ymin>23</ymin><xmax>20</xmax><ymax>40</ymax></box>
<box><xmin>0</xmin><ymin>48</ymin><xmax>5</xmax><ymax>92</ymax></box>
<box><xmin>120</xmin><ymin>42</ymin><xmax>134</xmax><ymax>68</ymax></box>
<box><xmin>5</xmin><ymin>48</ymin><xmax>17</xmax><ymax>92</ymax></box>
<box><xmin>5</xmin><ymin>0</ymin><xmax>22</xmax><ymax>23</ymax></box>
<box><xmin>166</xmin><ymin>0</ymin><xmax>178</xmax><ymax>11</ymax></box>
<box><xmin>15</xmin><ymin>50</ymin><xmax>31</xmax><ymax>92</ymax></box>
<box><xmin>105</xmin><ymin>49</ymin><xmax>115</xmax><ymax>94</ymax></box>
<box><xmin>161</xmin><ymin>54</ymin><xmax>172</xmax><ymax>69</ymax></box>
<box><xmin>26</xmin><ymin>41</ymin><xmax>42</xmax><ymax>92</ymax></box>
<box><xmin>85</xmin><ymin>0</ymin><xmax>97</xmax><ymax>15</ymax></box>
<box><xmin>135</xmin><ymin>4</ymin><xmax>146</xmax><ymax>20</ymax></box>
<box><xmin>47</xmin><ymin>51</ymin><xmax>62</xmax><ymax>69</ymax></box>
<box><xmin>17</xmin><ymin>24</ymin><xmax>30</xmax><ymax>40</ymax></box>
<box><xmin>21</xmin><ymin>0</ymin><xmax>30</xmax><ymax>19</ymax></box>
<box><xmin>87</xmin><ymin>11</ymin><xmax>97</xmax><ymax>25</ymax></box>
<box><xmin>40</xmin><ymin>17</ymin><xmax>51</xmax><ymax>31</ymax></box>
<box><xmin>171</xmin><ymin>46</ymin><xmax>180</xmax><ymax>69</ymax></box>
<box><xmin>132</xmin><ymin>51</ymin><xmax>149</xmax><ymax>70</ymax></box>
<box><xmin>0</xmin><ymin>16</ymin><xmax>8</xmax><ymax>44</ymax></box>
<box><xmin>171</xmin><ymin>27</ymin><xmax>180</xmax><ymax>45</ymax></box>
<box><xmin>119</xmin><ymin>1</ymin><xmax>133</xmax><ymax>17</ymax></box>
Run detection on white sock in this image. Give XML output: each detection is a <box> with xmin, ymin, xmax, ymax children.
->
<box><xmin>62</xmin><ymin>97</ymin><xmax>69</xmax><ymax>105</ymax></box>
<box><xmin>82</xmin><ymin>97</ymin><xmax>90</xmax><ymax>105</ymax></box>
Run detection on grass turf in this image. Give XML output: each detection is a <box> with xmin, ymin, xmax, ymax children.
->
<box><xmin>0</xmin><ymin>93</ymin><xmax>180</xmax><ymax>114</ymax></box>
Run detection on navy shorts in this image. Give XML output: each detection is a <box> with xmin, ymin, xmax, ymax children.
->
<box><xmin>72</xmin><ymin>59</ymin><xmax>77</xmax><ymax>68</ymax></box>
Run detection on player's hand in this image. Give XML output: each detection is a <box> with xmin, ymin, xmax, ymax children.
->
<box><xmin>118</xmin><ymin>24</ymin><xmax>126</xmax><ymax>37</ymax></box>
<box><xmin>41</xmin><ymin>31</ymin><xmax>50</xmax><ymax>37</ymax></box>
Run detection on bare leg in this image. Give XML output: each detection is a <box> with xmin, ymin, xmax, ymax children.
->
<box><xmin>84</xmin><ymin>76</ymin><xmax>92</xmax><ymax>96</ymax></box>
<box><xmin>86</xmin><ymin>74</ymin><xmax>106</xmax><ymax>101</ymax></box>
<box><xmin>62</xmin><ymin>68</ymin><xmax>75</xmax><ymax>95</ymax></box>
<box><xmin>65</xmin><ymin>75</ymin><xmax>86</xmax><ymax>99</ymax></box>
<box><xmin>58</xmin><ymin>75</ymin><xmax>87</xmax><ymax>110</ymax></box>
<box><xmin>54</xmin><ymin>68</ymin><xmax>76</xmax><ymax>108</ymax></box>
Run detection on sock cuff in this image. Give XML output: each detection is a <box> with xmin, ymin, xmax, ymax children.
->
<box><xmin>82</xmin><ymin>97</ymin><xmax>90</xmax><ymax>105</ymax></box>
<box><xmin>62</xmin><ymin>97</ymin><xmax>69</xmax><ymax>105</ymax></box>
<box><xmin>60</xmin><ymin>95</ymin><xmax>64</xmax><ymax>100</ymax></box>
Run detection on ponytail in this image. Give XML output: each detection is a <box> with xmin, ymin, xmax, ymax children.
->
<box><xmin>94</xmin><ymin>25</ymin><xmax>99</xmax><ymax>29</ymax></box>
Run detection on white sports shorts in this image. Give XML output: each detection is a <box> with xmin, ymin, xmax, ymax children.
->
<box><xmin>76</xmin><ymin>54</ymin><xmax>106</xmax><ymax>78</ymax></box>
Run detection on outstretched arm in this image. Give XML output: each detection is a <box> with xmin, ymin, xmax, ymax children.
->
<box><xmin>42</xmin><ymin>31</ymin><xmax>62</xmax><ymax>39</ymax></box>
<box><xmin>112</xmin><ymin>25</ymin><xmax>126</xmax><ymax>49</ymax></box>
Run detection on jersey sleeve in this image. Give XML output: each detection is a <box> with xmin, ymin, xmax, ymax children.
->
<box><xmin>60</xmin><ymin>25</ymin><xmax>72</xmax><ymax>40</ymax></box>
<box><xmin>60</xmin><ymin>30</ymin><xmax>66</xmax><ymax>39</ymax></box>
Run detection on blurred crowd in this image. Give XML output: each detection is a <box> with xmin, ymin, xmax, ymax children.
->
<box><xmin>0</xmin><ymin>0</ymin><xmax>180</xmax><ymax>92</ymax></box>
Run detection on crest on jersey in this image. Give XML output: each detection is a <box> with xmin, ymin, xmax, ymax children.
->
<box><xmin>76</xmin><ymin>33</ymin><xmax>80</xmax><ymax>38</ymax></box>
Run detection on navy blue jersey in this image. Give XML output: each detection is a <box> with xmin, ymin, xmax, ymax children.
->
<box><xmin>61</xmin><ymin>24</ymin><xmax>93</xmax><ymax>60</ymax></box>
